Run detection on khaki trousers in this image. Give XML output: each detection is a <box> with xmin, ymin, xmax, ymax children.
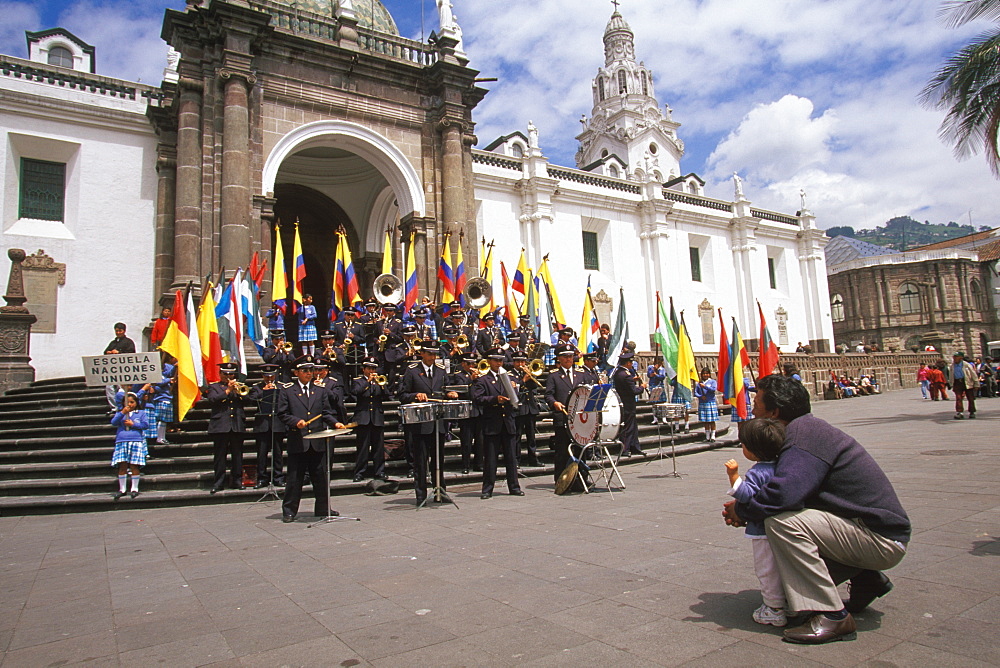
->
<box><xmin>765</xmin><ymin>509</ymin><xmax>906</xmax><ymax>613</ymax></box>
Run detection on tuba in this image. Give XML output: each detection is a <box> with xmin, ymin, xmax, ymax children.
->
<box><xmin>463</xmin><ymin>277</ymin><xmax>492</xmax><ymax>309</ymax></box>
<box><xmin>373</xmin><ymin>273</ymin><xmax>403</xmax><ymax>305</ymax></box>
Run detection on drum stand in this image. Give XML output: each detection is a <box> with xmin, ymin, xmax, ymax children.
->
<box><xmin>582</xmin><ymin>438</ymin><xmax>626</xmax><ymax>498</ymax></box>
<box><xmin>309</xmin><ymin>437</ymin><xmax>361</xmax><ymax>527</ymax></box>
<box><xmin>417</xmin><ymin>415</ymin><xmax>458</xmax><ymax>509</ymax></box>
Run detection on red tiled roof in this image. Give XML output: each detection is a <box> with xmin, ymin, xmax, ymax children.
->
<box><xmin>912</xmin><ymin>228</ymin><xmax>997</xmax><ymax>251</ymax></box>
<box><xmin>974</xmin><ymin>238</ymin><xmax>1000</xmax><ymax>262</ymax></box>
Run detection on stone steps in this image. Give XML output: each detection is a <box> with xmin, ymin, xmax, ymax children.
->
<box><xmin>0</xmin><ymin>375</ymin><xmax>732</xmax><ymax>515</ymax></box>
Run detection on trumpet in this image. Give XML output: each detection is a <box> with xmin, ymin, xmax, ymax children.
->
<box><xmin>231</xmin><ymin>381</ymin><xmax>250</xmax><ymax>396</ymax></box>
<box><xmin>455</xmin><ymin>334</ymin><xmax>469</xmax><ymax>349</ymax></box>
<box><xmin>374</xmin><ymin>375</ymin><xmax>388</xmax><ymax>386</ymax></box>
<box><xmin>282</xmin><ymin>342</ymin><xmax>294</xmax><ymax>352</ymax></box>
<box><xmin>378</xmin><ymin>335</ymin><xmax>388</xmax><ymax>352</ymax></box>
<box><xmin>477</xmin><ymin>359</ymin><xmax>491</xmax><ymax>374</ymax></box>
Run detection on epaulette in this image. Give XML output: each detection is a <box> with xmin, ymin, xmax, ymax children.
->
<box><xmin>278</xmin><ymin>381</ymin><xmax>293</xmax><ymax>388</ymax></box>
<box><xmin>408</xmin><ymin>361</ymin><xmax>420</xmax><ymax>368</ymax></box>
<box><xmin>434</xmin><ymin>361</ymin><xmax>446</xmax><ymax>369</ymax></box>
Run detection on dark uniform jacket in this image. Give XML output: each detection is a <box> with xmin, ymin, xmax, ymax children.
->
<box><xmin>351</xmin><ymin>375</ymin><xmax>386</xmax><ymax>427</ymax></box>
<box><xmin>315</xmin><ymin>376</ymin><xmax>348</xmax><ymax>423</ymax></box>
<box><xmin>262</xmin><ymin>346</ymin><xmax>295</xmax><ymax>382</ymax></box>
<box><xmin>516</xmin><ymin>371</ymin><xmax>543</xmax><ymax>416</ymax></box>
<box><xmin>612</xmin><ymin>365</ymin><xmax>643</xmax><ymax>411</ymax></box>
<box><xmin>397</xmin><ymin>362</ymin><xmax>448</xmax><ymax>435</ymax></box>
<box><xmin>332</xmin><ymin>321</ymin><xmax>365</xmax><ymax>345</ymax></box>
<box><xmin>277</xmin><ymin>381</ymin><xmax>338</xmax><ymax>453</ymax></box>
<box><xmin>476</xmin><ymin>326</ymin><xmax>506</xmax><ymax>354</ymax></box>
<box><xmin>248</xmin><ymin>381</ymin><xmax>285</xmax><ymax>433</ymax></box>
<box><xmin>472</xmin><ymin>370</ymin><xmax>517</xmax><ymax>436</ymax></box>
<box><xmin>204</xmin><ymin>382</ymin><xmax>250</xmax><ymax>433</ymax></box>
<box><xmin>545</xmin><ymin>367</ymin><xmax>588</xmax><ymax>417</ymax></box>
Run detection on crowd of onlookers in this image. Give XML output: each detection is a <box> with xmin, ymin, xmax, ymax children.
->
<box><xmin>917</xmin><ymin>355</ymin><xmax>997</xmax><ymax>401</ymax></box>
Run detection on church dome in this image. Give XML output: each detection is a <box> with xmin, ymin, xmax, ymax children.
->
<box><xmin>269</xmin><ymin>0</ymin><xmax>399</xmax><ymax>36</ymax></box>
<box><xmin>605</xmin><ymin>10</ymin><xmax>632</xmax><ymax>36</ymax></box>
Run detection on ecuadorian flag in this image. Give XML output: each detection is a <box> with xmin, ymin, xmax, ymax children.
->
<box><xmin>405</xmin><ymin>233</ymin><xmax>418</xmax><ymax>312</ymax></box>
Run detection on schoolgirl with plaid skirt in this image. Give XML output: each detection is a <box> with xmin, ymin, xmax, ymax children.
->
<box><xmin>111</xmin><ymin>393</ymin><xmax>149</xmax><ymax>500</ymax></box>
<box><xmin>298</xmin><ymin>294</ymin><xmax>318</xmax><ymax>356</ymax></box>
<box><xmin>694</xmin><ymin>369</ymin><xmax>719</xmax><ymax>442</ymax></box>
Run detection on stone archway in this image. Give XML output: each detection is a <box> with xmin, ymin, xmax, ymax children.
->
<box><xmin>263</xmin><ymin>120</ymin><xmax>425</xmax><ymax>219</ymax></box>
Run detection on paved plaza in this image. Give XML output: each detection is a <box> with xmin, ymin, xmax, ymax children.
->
<box><xmin>1</xmin><ymin>388</ymin><xmax>998</xmax><ymax>667</ymax></box>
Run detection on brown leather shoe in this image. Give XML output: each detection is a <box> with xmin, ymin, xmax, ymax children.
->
<box><xmin>783</xmin><ymin>613</ymin><xmax>857</xmax><ymax>644</ymax></box>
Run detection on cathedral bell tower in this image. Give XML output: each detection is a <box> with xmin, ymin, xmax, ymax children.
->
<box><xmin>575</xmin><ymin>9</ymin><xmax>683</xmax><ymax>182</ymax></box>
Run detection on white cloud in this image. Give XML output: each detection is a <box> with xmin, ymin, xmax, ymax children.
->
<box><xmin>707</xmin><ymin>95</ymin><xmax>838</xmax><ymax>183</ymax></box>
<box><xmin>462</xmin><ymin>0</ymin><xmax>1000</xmax><ymax>231</ymax></box>
<box><xmin>56</xmin><ymin>1</ymin><xmax>177</xmax><ymax>84</ymax></box>
<box><xmin>0</xmin><ymin>2</ymin><xmax>41</xmax><ymax>57</ymax></box>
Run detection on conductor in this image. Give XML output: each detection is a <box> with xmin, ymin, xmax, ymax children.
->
<box><xmin>277</xmin><ymin>356</ymin><xmax>346</xmax><ymax>523</ymax></box>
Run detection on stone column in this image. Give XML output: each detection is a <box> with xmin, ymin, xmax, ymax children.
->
<box><xmin>0</xmin><ymin>249</ymin><xmax>38</xmax><ymax>393</ymax></box>
<box><xmin>220</xmin><ymin>69</ymin><xmax>255</xmax><ymax>274</ymax></box>
<box><xmin>439</xmin><ymin>118</ymin><xmax>465</xmax><ymax>233</ymax></box>
<box><xmin>254</xmin><ymin>195</ymin><xmax>277</xmax><ymax>300</ymax></box>
<box><xmin>154</xmin><ymin>149</ymin><xmax>177</xmax><ymax>303</ymax></box>
<box><xmin>173</xmin><ymin>76</ymin><xmax>204</xmax><ymax>287</ymax></box>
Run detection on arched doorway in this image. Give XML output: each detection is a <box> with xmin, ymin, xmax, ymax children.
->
<box><xmin>264</xmin><ymin>121</ymin><xmax>425</xmax><ymax>333</ymax></box>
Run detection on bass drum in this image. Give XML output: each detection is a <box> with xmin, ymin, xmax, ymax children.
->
<box><xmin>596</xmin><ymin>387</ymin><xmax>622</xmax><ymax>442</ymax></box>
<box><xmin>568</xmin><ymin>385</ymin><xmax>598</xmax><ymax>446</ymax></box>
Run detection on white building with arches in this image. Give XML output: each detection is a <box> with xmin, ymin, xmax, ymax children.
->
<box><xmin>1</xmin><ymin>2</ymin><xmax>833</xmax><ymax>378</ymax></box>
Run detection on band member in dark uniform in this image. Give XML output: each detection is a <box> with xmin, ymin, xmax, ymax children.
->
<box><xmin>205</xmin><ymin>362</ymin><xmax>251</xmax><ymax>493</ymax></box>
<box><xmin>448</xmin><ymin>353</ymin><xmax>482</xmax><ymax>473</ymax></box>
<box><xmin>380</xmin><ymin>303</ymin><xmax>404</xmax><ymax>342</ymax></box>
<box><xmin>277</xmin><ymin>357</ymin><xmax>346</xmax><ymax>522</ymax></box>
<box><xmin>316</xmin><ymin>332</ymin><xmax>347</xmax><ymax>384</ymax></box>
<box><xmin>509</xmin><ymin>314</ymin><xmax>536</xmax><ymax>349</ymax></box>
<box><xmin>397</xmin><ymin>342</ymin><xmax>458</xmax><ymax>505</ymax></box>
<box><xmin>579</xmin><ymin>350</ymin><xmax>604</xmax><ymax>385</ymax></box>
<box><xmin>512</xmin><ymin>354</ymin><xmax>543</xmax><ymax>467</ymax></box>
<box><xmin>476</xmin><ymin>312</ymin><xmax>505</xmax><ymax>353</ymax></box>
<box><xmin>333</xmin><ymin>306</ymin><xmax>365</xmax><ymax>345</ymax></box>
<box><xmin>472</xmin><ymin>349</ymin><xmax>524</xmax><ymax>499</ymax></box>
<box><xmin>612</xmin><ymin>351</ymin><xmax>645</xmax><ymax>457</ymax></box>
<box><xmin>313</xmin><ymin>360</ymin><xmax>347</xmax><ymax>411</ymax></box>
<box><xmin>249</xmin><ymin>364</ymin><xmax>285</xmax><ymax>488</ymax></box>
<box><xmin>351</xmin><ymin>357</ymin><xmax>389</xmax><ymax>482</ymax></box>
<box><xmin>439</xmin><ymin>322</ymin><xmax>464</xmax><ymax>373</ymax></box>
<box><xmin>263</xmin><ymin>332</ymin><xmax>295</xmax><ymax>382</ymax></box>
<box><xmin>545</xmin><ymin>344</ymin><xmax>591</xmax><ymax>488</ymax></box>
<box><xmin>412</xmin><ymin>307</ymin><xmax>434</xmax><ymax>340</ymax></box>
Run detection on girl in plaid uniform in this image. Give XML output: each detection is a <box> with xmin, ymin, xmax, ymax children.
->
<box><xmin>298</xmin><ymin>294</ymin><xmax>318</xmax><ymax>356</ymax></box>
<box><xmin>143</xmin><ymin>362</ymin><xmax>176</xmax><ymax>454</ymax></box>
<box><xmin>695</xmin><ymin>367</ymin><xmax>719</xmax><ymax>442</ymax></box>
<box><xmin>111</xmin><ymin>393</ymin><xmax>149</xmax><ymax>499</ymax></box>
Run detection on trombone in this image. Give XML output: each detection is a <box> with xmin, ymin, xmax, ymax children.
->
<box><xmin>477</xmin><ymin>359</ymin><xmax>492</xmax><ymax>374</ymax></box>
<box><xmin>528</xmin><ymin>359</ymin><xmax>546</xmax><ymax>376</ymax></box>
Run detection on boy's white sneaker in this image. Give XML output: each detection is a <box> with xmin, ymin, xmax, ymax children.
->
<box><xmin>752</xmin><ymin>603</ymin><xmax>787</xmax><ymax>627</ymax></box>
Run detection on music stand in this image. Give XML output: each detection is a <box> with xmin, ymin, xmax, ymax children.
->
<box><xmin>308</xmin><ymin>432</ymin><xmax>361</xmax><ymax>527</ymax></box>
<box><xmin>253</xmin><ymin>426</ymin><xmax>281</xmax><ymax>505</ymax></box>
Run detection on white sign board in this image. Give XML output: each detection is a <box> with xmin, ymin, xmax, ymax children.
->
<box><xmin>82</xmin><ymin>353</ymin><xmax>161</xmax><ymax>387</ymax></box>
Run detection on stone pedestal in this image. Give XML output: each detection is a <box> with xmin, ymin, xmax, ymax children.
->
<box><xmin>919</xmin><ymin>330</ymin><xmax>954</xmax><ymax>356</ymax></box>
<box><xmin>0</xmin><ymin>249</ymin><xmax>38</xmax><ymax>394</ymax></box>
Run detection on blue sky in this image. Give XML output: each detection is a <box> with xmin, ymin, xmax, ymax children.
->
<box><xmin>3</xmin><ymin>0</ymin><xmax>998</xmax><ymax>230</ymax></box>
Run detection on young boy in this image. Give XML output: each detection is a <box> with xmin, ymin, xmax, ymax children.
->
<box><xmin>724</xmin><ymin>417</ymin><xmax>787</xmax><ymax>627</ymax></box>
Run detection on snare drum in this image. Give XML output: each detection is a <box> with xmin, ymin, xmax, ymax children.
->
<box><xmin>400</xmin><ymin>402</ymin><xmax>435</xmax><ymax>425</ymax></box>
<box><xmin>439</xmin><ymin>400</ymin><xmax>472</xmax><ymax>420</ymax></box>
<box><xmin>653</xmin><ymin>403</ymin><xmax>688</xmax><ymax>420</ymax></box>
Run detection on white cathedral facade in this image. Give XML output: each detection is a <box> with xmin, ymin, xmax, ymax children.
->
<box><xmin>0</xmin><ymin>2</ymin><xmax>833</xmax><ymax>379</ymax></box>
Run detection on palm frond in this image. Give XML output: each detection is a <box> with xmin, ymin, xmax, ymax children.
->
<box><xmin>939</xmin><ymin>0</ymin><xmax>1000</xmax><ymax>28</ymax></box>
<box><xmin>921</xmin><ymin>28</ymin><xmax>1000</xmax><ymax>175</ymax></box>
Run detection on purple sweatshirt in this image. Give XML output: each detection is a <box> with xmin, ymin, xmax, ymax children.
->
<box><xmin>735</xmin><ymin>413</ymin><xmax>910</xmax><ymax>543</ymax></box>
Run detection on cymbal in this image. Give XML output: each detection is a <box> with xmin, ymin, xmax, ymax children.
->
<box><xmin>554</xmin><ymin>461</ymin><xmax>579</xmax><ymax>495</ymax></box>
<box><xmin>304</xmin><ymin>427</ymin><xmax>352</xmax><ymax>440</ymax></box>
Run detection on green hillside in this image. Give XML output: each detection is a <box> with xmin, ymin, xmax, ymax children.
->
<box><xmin>826</xmin><ymin>216</ymin><xmax>986</xmax><ymax>251</ymax></box>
